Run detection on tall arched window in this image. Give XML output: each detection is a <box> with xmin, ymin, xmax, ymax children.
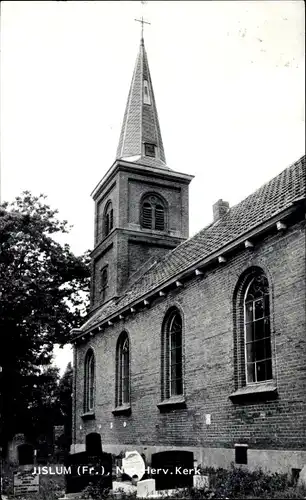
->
<box><xmin>116</xmin><ymin>332</ymin><xmax>130</xmax><ymax>407</ymax></box>
<box><xmin>100</xmin><ymin>265</ymin><xmax>108</xmax><ymax>301</ymax></box>
<box><xmin>103</xmin><ymin>201</ymin><xmax>114</xmax><ymax>237</ymax></box>
<box><xmin>244</xmin><ymin>273</ymin><xmax>272</xmax><ymax>383</ymax></box>
<box><xmin>141</xmin><ymin>195</ymin><xmax>165</xmax><ymax>231</ymax></box>
<box><xmin>84</xmin><ymin>349</ymin><xmax>95</xmax><ymax>412</ymax></box>
<box><xmin>162</xmin><ymin>308</ymin><xmax>183</xmax><ymax>400</ymax></box>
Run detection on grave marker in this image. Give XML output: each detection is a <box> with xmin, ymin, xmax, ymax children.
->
<box><xmin>14</xmin><ymin>469</ymin><xmax>39</xmax><ymax>497</ymax></box>
<box><xmin>193</xmin><ymin>474</ymin><xmax>209</xmax><ymax>490</ymax></box>
<box><xmin>17</xmin><ymin>444</ymin><xmax>34</xmax><ymax>466</ymax></box>
<box><xmin>137</xmin><ymin>478</ymin><xmax>156</xmax><ymax>498</ymax></box>
<box><xmin>65</xmin><ymin>450</ymin><xmax>112</xmax><ymax>495</ymax></box>
<box><xmin>151</xmin><ymin>450</ymin><xmax>194</xmax><ymax>490</ymax></box>
<box><xmin>122</xmin><ymin>450</ymin><xmax>145</xmax><ymax>481</ymax></box>
<box><xmin>53</xmin><ymin>425</ymin><xmax>65</xmax><ymax>442</ymax></box>
<box><xmin>85</xmin><ymin>432</ymin><xmax>102</xmax><ymax>456</ymax></box>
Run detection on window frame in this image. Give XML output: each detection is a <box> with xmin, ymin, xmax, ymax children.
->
<box><xmin>243</xmin><ymin>274</ymin><xmax>273</xmax><ymax>385</ymax></box>
<box><xmin>100</xmin><ymin>265</ymin><xmax>108</xmax><ymax>301</ymax></box>
<box><xmin>140</xmin><ymin>194</ymin><xmax>166</xmax><ymax>231</ymax></box>
<box><xmin>103</xmin><ymin>200</ymin><xmax>114</xmax><ymax>238</ymax></box>
<box><xmin>168</xmin><ymin>312</ymin><xmax>183</xmax><ymax>397</ymax></box>
<box><xmin>161</xmin><ymin>308</ymin><xmax>185</xmax><ymax>402</ymax></box>
<box><xmin>115</xmin><ymin>332</ymin><xmax>131</xmax><ymax>409</ymax></box>
<box><xmin>84</xmin><ymin>349</ymin><xmax>95</xmax><ymax>414</ymax></box>
<box><xmin>230</xmin><ymin>266</ymin><xmax>277</xmax><ymax>401</ymax></box>
<box><xmin>144</xmin><ymin>143</ymin><xmax>156</xmax><ymax>157</ymax></box>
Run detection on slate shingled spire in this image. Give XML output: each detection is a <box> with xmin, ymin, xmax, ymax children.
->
<box><xmin>116</xmin><ymin>37</ymin><xmax>168</xmax><ymax>169</ymax></box>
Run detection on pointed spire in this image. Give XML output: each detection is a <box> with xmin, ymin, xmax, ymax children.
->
<box><xmin>116</xmin><ymin>38</ymin><xmax>168</xmax><ymax>169</ymax></box>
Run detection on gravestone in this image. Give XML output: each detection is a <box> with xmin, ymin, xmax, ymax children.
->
<box><xmin>298</xmin><ymin>465</ymin><xmax>306</xmax><ymax>488</ymax></box>
<box><xmin>55</xmin><ymin>433</ymin><xmax>70</xmax><ymax>463</ymax></box>
<box><xmin>122</xmin><ymin>450</ymin><xmax>146</xmax><ymax>481</ymax></box>
<box><xmin>65</xmin><ymin>450</ymin><xmax>112</xmax><ymax>494</ymax></box>
<box><xmin>137</xmin><ymin>478</ymin><xmax>156</xmax><ymax>498</ymax></box>
<box><xmin>37</xmin><ymin>440</ymin><xmax>49</xmax><ymax>464</ymax></box>
<box><xmin>151</xmin><ymin>450</ymin><xmax>194</xmax><ymax>490</ymax></box>
<box><xmin>14</xmin><ymin>469</ymin><xmax>39</xmax><ymax>496</ymax></box>
<box><xmin>17</xmin><ymin>444</ymin><xmax>34</xmax><ymax>466</ymax></box>
<box><xmin>193</xmin><ymin>474</ymin><xmax>209</xmax><ymax>490</ymax></box>
<box><xmin>86</xmin><ymin>432</ymin><xmax>102</xmax><ymax>457</ymax></box>
<box><xmin>54</xmin><ymin>425</ymin><xmax>65</xmax><ymax>443</ymax></box>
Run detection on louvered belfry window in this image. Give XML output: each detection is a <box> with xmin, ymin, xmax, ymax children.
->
<box><xmin>141</xmin><ymin>195</ymin><xmax>165</xmax><ymax>231</ymax></box>
<box><xmin>142</xmin><ymin>202</ymin><xmax>152</xmax><ymax>229</ymax></box>
<box><xmin>155</xmin><ymin>204</ymin><xmax>164</xmax><ymax>230</ymax></box>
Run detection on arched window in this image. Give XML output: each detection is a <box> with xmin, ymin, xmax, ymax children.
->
<box><xmin>100</xmin><ymin>265</ymin><xmax>108</xmax><ymax>301</ymax></box>
<box><xmin>84</xmin><ymin>349</ymin><xmax>95</xmax><ymax>412</ymax></box>
<box><xmin>162</xmin><ymin>308</ymin><xmax>183</xmax><ymax>400</ymax></box>
<box><xmin>103</xmin><ymin>201</ymin><xmax>114</xmax><ymax>237</ymax></box>
<box><xmin>244</xmin><ymin>273</ymin><xmax>272</xmax><ymax>383</ymax></box>
<box><xmin>116</xmin><ymin>332</ymin><xmax>130</xmax><ymax>407</ymax></box>
<box><xmin>141</xmin><ymin>195</ymin><xmax>165</xmax><ymax>231</ymax></box>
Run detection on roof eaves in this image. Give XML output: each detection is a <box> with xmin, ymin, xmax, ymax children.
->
<box><xmin>72</xmin><ymin>200</ymin><xmax>302</xmax><ymax>341</ymax></box>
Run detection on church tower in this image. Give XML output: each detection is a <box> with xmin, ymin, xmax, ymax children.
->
<box><xmin>90</xmin><ymin>33</ymin><xmax>194</xmax><ymax>311</ymax></box>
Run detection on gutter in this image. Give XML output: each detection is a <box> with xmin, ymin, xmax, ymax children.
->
<box><xmin>72</xmin><ymin>199</ymin><xmax>305</xmax><ymax>342</ymax></box>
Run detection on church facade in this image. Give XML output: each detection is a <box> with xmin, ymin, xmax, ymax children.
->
<box><xmin>71</xmin><ymin>36</ymin><xmax>306</xmax><ymax>474</ymax></box>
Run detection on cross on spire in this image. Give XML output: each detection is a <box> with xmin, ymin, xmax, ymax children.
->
<box><xmin>135</xmin><ymin>16</ymin><xmax>151</xmax><ymax>41</ymax></box>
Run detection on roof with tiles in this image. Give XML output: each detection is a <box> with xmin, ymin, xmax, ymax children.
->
<box><xmin>116</xmin><ymin>38</ymin><xmax>168</xmax><ymax>169</ymax></box>
<box><xmin>79</xmin><ymin>155</ymin><xmax>305</xmax><ymax>334</ymax></box>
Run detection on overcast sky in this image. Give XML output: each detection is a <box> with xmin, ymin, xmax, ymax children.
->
<box><xmin>1</xmin><ymin>1</ymin><xmax>305</xmax><ymax>374</ymax></box>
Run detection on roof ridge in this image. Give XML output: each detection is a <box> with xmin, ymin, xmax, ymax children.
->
<box><xmin>80</xmin><ymin>154</ymin><xmax>305</xmax><ymax>333</ymax></box>
<box><xmin>122</xmin><ymin>155</ymin><xmax>306</xmax><ymax>295</ymax></box>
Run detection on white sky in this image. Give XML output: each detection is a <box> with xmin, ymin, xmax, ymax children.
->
<box><xmin>1</xmin><ymin>1</ymin><xmax>305</xmax><ymax>374</ymax></box>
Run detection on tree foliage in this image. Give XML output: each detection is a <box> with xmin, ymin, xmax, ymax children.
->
<box><xmin>0</xmin><ymin>192</ymin><xmax>90</xmax><ymax>446</ymax></box>
<box><xmin>58</xmin><ymin>361</ymin><xmax>73</xmax><ymax>441</ymax></box>
<box><xmin>30</xmin><ymin>362</ymin><xmax>73</xmax><ymax>452</ymax></box>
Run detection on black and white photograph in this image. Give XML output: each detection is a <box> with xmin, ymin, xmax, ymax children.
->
<box><xmin>0</xmin><ymin>1</ymin><xmax>305</xmax><ymax>499</ymax></box>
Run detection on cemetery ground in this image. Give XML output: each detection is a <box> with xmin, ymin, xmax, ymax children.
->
<box><xmin>2</xmin><ymin>461</ymin><xmax>65</xmax><ymax>500</ymax></box>
<box><xmin>2</xmin><ymin>461</ymin><xmax>306</xmax><ymax>500</ymax></box>
<box><xmin>81</xmin><ymin>465</ymin><xmax>306</xmax><ymax>499</ymax></box>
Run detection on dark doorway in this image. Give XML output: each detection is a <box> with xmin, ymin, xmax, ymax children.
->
<box><xmin>18</xmin><ymin>444</ymin><xmax>34</xmax><ymax>465</ymax></box>
<box><xmin>85</xmin><ymin>433</ymin><xmax>102</xmax><ymax>457</ymax></box>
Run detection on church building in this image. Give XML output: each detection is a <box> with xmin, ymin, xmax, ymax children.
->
<box><xmin>71</xmin><ymin>33</ymin><xmax>306</xmax><ymax>474</ymax></box>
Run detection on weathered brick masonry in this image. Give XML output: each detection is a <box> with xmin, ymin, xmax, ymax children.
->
<box><xmin>72</xmin><ymin>35</ymin><xmax>306</xmax><ymax>473</ymax></box>
<box><xmin>73</xmin><ymin>214</ymin><xmax>306</xmax><ymax>470</ymax></box>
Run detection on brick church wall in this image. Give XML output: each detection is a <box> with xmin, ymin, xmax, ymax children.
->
<box><xmin>74</xmin><ymin>219</ymin><xmax>306</xmax><ymax>459</ymax></box>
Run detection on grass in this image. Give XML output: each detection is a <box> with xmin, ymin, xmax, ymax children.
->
<box><xmin>81</xmin><ymin>465</ymin><xmax>306</xmax><ymax>499</ymax></box>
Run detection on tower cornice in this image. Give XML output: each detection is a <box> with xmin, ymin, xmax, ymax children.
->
<box><xmin>91</xmin><ymin>159</ymin><xmax>194</xmax><ymax>200</ymax></box>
